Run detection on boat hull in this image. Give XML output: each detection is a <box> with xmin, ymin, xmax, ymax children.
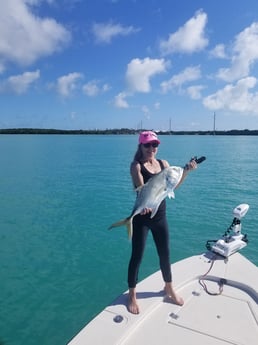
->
<box><xmin>68</xmin><ymin>252</ymin><xmax>258</xmax><ymax>345</ymax></box>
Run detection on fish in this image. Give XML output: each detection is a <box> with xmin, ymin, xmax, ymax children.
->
<box><xmin>108</xmin><ymin>166</ymin><xmax>183</xmax><ymax>239</ymax></box>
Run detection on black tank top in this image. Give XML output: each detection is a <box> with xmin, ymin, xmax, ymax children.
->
<box><xmin>139</xmin><ymin>159</ymin><xmax>165</xmax><ymax>183</ymax></box>
<box><xmin>137</xmin><ymin>159</ymin><xmax>166</xmax><ymax>215</ymax></box>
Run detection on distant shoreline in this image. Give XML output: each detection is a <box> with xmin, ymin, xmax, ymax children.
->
<box><xmin>0</xmin><ymin>128</ymin><xmax>258</xmax><ymax>135</ymax></box>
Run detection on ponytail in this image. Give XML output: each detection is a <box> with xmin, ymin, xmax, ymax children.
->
<box><xmin>133</xmin><ymin>144</ymin><xmax>143</xmax><ymax>162</ymax></box>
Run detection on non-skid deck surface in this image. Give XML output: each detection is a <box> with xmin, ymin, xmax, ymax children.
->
<box><xmin>68</xmin><ymin>252</ymin><xmax>258</xmax><ymax>345</ymax></box>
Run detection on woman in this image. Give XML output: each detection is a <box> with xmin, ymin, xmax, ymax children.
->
<box><xmin>128</xmin><ymin>131</ymin><xmax>197</xmax><ymax>314</ymax></box>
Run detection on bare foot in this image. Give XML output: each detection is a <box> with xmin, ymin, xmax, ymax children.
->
<box><xmin>127</xmin><ymin>289</ymin><xmax>140</xmax><ymax>314</ymax></box>
<box><xmin>164</xmin><ymin>283</ymin><xmax>184</xmax><ymax>306</ymax></box>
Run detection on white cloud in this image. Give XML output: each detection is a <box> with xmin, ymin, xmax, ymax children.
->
<box><xmin>161</xmin><ymin>66</ymin><xmax>201</xmax><ymax>93</ymax></box>
<box><xmin>92</xmin><ymin>21</ymin><xmax>140</xmax><ymax>44</ymax></box>
<box><xmin>160</xmin><ymin>10</ymin><xmax>208</xmax><ymax>55</ymax></box>
<box><xmin>56</xmin><ymin>72</ymin><xmax>83</xmax><ymax>97</ymax></box>
<box><xmin>82</xmin><ymin>80</ymin><xmax>110</xmax><ymax>97</ymax></box>
<box><xmin>141</xmin><ymin>105</ymin><xmax>150</xmax><ymax>115</ymax></box>
<box><xmin>203</xmin><ymin>77</ymin><xmax>258</xmax><ymax>114</ymax></box>
<box><xmin>0</xmin><ymin>0</ymin><xmax>71</xmax><ymax>69</ymax></box>
<box><xmin>187</xmin><ymin>85</ymin><xmax>205</xmax><ymax>100</ymax></box>
<box><xmin>216</xmin><ymin>22</ymin><xmax>258</xmax><ymax>82</ymax></box>
<box><xmin>210</xmin><ymin>44</ymin><xmax>227</xmax><ymax>59</ymax></box>
<box><xmin>70</xmin><ymin>111</ymin><xmax>76</xmax><ymax>120</ymax></box>
<box><xmin>0</xmin><ymin>62</ymin><xmax>6</xmax><ymax>74</ymax></box>
<box><xmin>126</xmin><ymin>57</ymin><xmax>167</xmax><ymax>93</ymax></box>
<box><xmin>114</xmin><ymin>92</ymin><xmax>129</xmax><ymax>108</ymax></box>
<box><xmin>102</xmin><ymin>84</ymin><xmax>110</xmax><ymax>92</ymax></box>
<box><xmin>0</xmin><ymin>69</ymin><xmax>40</xmax><ymax>94</ymax></box>
<box><xmin>154</xmin><ymin>102</ymin><xmax>160</xmax><ymax>110</ymax></box>
<box><xmin>141</xmin><ymin>105</ymin><xmax>151</xmax><ymax>120</ymax></box>
<box><xmin>83</xmin><ymin>81</ymin><xmax>99</xmax><ymax>97</ymax></box>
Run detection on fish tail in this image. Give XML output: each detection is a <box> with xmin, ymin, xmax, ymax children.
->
<box><xmin>126</xmin><ymin>217</ymin><xmax>133</xmax><ymax>240</ymax></box>
<box><xmin>108</xmin><ymin>217</ymin><xmax>129</xmax><ymax>229</ymax></box>
<box><xmin>108</xmin><ymin>217</ymin><xmax>133</xmax><ymax>240</ymax></box>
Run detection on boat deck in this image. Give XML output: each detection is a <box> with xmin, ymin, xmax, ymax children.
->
<box><xmin>68</xmin><ymin>252</ymin><xmax>258</xmax><ymax>345</ymax></box>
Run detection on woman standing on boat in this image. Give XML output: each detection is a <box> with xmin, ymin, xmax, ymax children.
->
<box><xmin>128</xmin><ymin>131</ymin><xmax>196</xmax><ymax>314</ymax></box>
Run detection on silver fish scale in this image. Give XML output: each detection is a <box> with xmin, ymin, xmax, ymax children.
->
<box><xmin>131</xmin><ymin>166</ymin><xmax>183</xmax><ymax>219</ymax></box>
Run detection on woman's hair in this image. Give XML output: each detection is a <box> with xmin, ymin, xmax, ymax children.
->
<box><xmin>133</xmin><ymin>144</ymin><xmax>143</xmax><ymax>162</ymax></box>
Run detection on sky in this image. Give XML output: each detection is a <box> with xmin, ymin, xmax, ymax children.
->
<box><xmin>1</xmin><ymin>0</ymin><xmax>258</xmax><ymax>131</ymax></box>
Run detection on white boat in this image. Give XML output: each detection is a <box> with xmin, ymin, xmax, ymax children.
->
<box><xmin>68</xmin><ymin>204</ymin><xmax>258</xmax><ymax>345</ymax></box>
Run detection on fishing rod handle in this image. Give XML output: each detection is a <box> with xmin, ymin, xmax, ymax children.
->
<box><xmin>193</xmin><ymin>156</ymin><xmax>206</xmax><ymax>164</ymax></box>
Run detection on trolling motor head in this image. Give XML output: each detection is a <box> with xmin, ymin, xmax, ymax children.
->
<box><xmin>231</xmin><ymin>204</ymin><xmax>249</xmax><ymax>237</ymax></box>
<box><xmin>208</xmin><ymin>203</ymin><xmax>249</xmax><ymax>257</ymax></box>
<box><xmin>233</xmin><ymin>204</ymin><xmax>249</xmax><ymax>220</ymax></box>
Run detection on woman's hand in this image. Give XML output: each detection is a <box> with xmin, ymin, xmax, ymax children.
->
<box><xmin>184</xmin><ymin>158</ymin><xmax>197</xmax><ymax>171</ymax></box>
<box><xmin>140</xmin><ymin>207</ymin><xmax>152</xmax><ymax>215</ymax></box>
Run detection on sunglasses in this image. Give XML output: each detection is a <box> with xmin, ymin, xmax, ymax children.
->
<box><xmin>143</xmin><ymin>142</ymin><xmax>159</xmax><ymax>148</ymax></box>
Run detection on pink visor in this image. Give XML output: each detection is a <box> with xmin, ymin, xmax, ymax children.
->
<box><xmin>139</xmin><ymin>131</ymin><xmax>160</xmax><ymax>145</ymax></box>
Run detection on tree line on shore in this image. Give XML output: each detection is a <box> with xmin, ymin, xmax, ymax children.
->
<box><xmin>0</xmin><ymin>128</ymin><xmax>258</xmax><ymax>135</ymax></box>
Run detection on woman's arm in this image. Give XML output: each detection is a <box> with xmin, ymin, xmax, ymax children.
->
<box><xmin>130</xmin><ymin>161</ymin><xmax>144</xmax><ymax>188</ymax></box>
<box><xmin>176</xmin><ymin>159</ymin><xmax>197</xmax><ymax>188</ymax></box>
<box><xmin>130</xmin><ymin>161</ymin><xmax>151</xmax><ymax>215</ymax></box>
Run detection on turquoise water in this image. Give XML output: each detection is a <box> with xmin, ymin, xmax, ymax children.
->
<box><xmin>0</xmin><ymin>135</ymin><xmax>257</xmax><ymax>345</ymax></box>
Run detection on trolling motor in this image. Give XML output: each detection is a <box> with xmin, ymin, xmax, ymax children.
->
<box><xmin>207</xmin><ymin>204</ymin><xmax>249</xmax><ymax>257</ymax></box>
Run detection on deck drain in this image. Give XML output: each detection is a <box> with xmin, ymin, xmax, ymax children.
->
<box><xmin>113</xmin><ymin>315</ymin><xmax>124</xmax><ymax>323</ymax></box>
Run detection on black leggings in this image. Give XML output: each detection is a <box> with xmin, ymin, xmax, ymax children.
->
<box><xmin>128</xmin><ymin>212</ymin><xmax>172</xmax><ymax>288</ymax></box>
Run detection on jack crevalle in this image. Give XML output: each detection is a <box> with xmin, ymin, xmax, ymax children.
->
<box><xmin>109</xmin><ymin>166</ymin><xmax>183</xmax><ymax>239</ymax></box>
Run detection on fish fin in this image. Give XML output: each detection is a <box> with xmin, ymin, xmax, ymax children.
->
<box><xmin>108</xmin><ymin>218</ymin><xmax>129</xmax><ymax>229</ymax></box>
<box><xmin>126</xmin><ymin>218</ymin><xmax>133</xmax><ymax>240</ymax></box>
<box><xmin>167</xmin><ymin>190</ymin><xmax>175</xmax><ymax>199</ymax></box>
<box><xmin>108</xmin><ymin>217</ymin><xmax>133</xmax><ymax>240</ymax></box>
